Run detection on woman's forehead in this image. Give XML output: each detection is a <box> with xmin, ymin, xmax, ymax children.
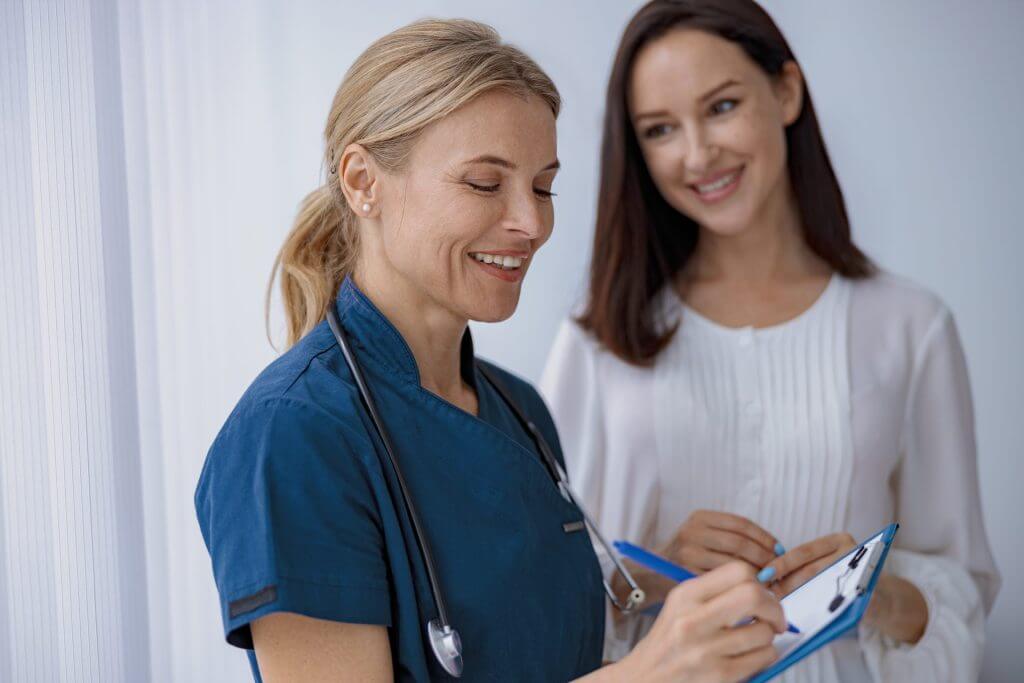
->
<box><xmin>630</xmin><ymin>29</ymin><xmax>753</xmax><ymax>105</ymax></box>
<box><xmin>410</xmin><ymin>90</ymin><xmax>557</xmax><ymax>171</ymax></box>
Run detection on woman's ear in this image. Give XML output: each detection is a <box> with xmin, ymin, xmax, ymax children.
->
<box><xmin>338</xmin><ymin>143</ymin><xmax>380</xmax><ymax>217</ymax></box>
<box><xmin>775</xmin><ymin>60</ymin><xmax>805</xmax><ymax>127</ymax></box>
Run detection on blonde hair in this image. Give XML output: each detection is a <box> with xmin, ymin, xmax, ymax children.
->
<box><xmin>268</xmin><ymin>18</ymin><xmax>560</xmax><ymax>348</ymax></box>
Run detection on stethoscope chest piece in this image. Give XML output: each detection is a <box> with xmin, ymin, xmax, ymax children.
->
<box><xmin>428</xmin><ymin>619</ymin><xmax>463</xmax><ymax>677</ymax></box>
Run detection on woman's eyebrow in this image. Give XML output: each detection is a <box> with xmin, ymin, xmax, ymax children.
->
<box><xmin>462</xmin><ymin>155</ymin><xmax>560</xmax><ymax>172</ymax></box>
<box><xmin>633</xmin><ymin>78</ymin><xmax>742</xmax><ymax>122</ymax></box>
<box><xmin>698</xmin><ymin>78</ymin><xmax>740</xmax><ymax>102</ymax></box>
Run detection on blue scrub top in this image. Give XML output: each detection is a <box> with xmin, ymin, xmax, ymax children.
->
<box><xmin>195</xmin><ymin>277</ymin><xmax>605</xmax><ymax>681</ymax></box>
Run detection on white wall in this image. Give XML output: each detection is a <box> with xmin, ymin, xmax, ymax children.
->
<box><xmin>3</xmin><ymin>1</ymin><xmax>1020</xmax><ymax>680</ymax></box>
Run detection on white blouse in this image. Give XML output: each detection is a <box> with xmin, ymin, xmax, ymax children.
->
<box><xmin>539</xmin><ymin>272</ymin><xmax>1000</xmax><ymax>683</ymax></box>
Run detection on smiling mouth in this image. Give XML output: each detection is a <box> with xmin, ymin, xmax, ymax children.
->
<box><xmin>688</xmin><ymin>166</ymin><xmax>744</xmax><ymax>201</ymax></box>
<box><xmin>469</xmin><ymin>252</ymin><xmax>526</xmax><ymax>271</ymax></box>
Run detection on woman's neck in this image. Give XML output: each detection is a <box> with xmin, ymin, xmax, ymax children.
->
<box><xmin>686</xmin><ymin>181</ymin><xmax>826</xmax><ymax>284</ymax></box>
<box><xmin>352</xmin><ymin>258</ymin><xmax>474</xmax><ymax>412</ymax></box>
<box><xmin>678</xmin><ymin>180</ymin><xmax>834</xmax><ymax>329</ymax></box>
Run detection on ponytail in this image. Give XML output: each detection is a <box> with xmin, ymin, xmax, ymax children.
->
<box><xmin>266</xmin><ymin>185</ymin><xmax>357</xmax><ymax>349</ymax></box>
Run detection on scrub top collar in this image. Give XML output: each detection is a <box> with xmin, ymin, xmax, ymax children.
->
<box><xmin>335</xmin><ymin>276</ymin><xmax>478</xmax><ymax>392</ymax></box>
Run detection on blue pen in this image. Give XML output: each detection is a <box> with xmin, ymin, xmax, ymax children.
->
<box><xmin>613</xmin><ymin>540</ymin><xmax>800</xmax><ymax>634</ymax></box>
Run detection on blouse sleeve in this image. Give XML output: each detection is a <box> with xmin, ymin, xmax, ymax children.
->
<box><xmin>859</xmin><ymin>309</ymin><xmax>1001</xmax><ymax>681</ymax></box>
<box><xmin>539</xmin><ymin>320</ymin><xmax>658</xmax><ymax>661</ymax></box>
<box><xmin>194</xmin><ymin>396</ymin><xmax>392</xmax><ymax>649</ymax></box>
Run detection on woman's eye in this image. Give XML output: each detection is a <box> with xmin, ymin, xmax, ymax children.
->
<box><xmin>710</xmin><ymin>98</ymin><xmax>739</xmax><ymax>116</ymax></box>
<box><xmin>466</xmin><ymin>182</ymin><xmax>500</xmax><ymax>193</ymax></box>
<box><xmin>643</xmin><ymin>123</ymin><xmax>673</xmax><ymax>139</ymax></box>
<box><xmin>534</xmin><ymin>188</ymin><xmax>557</xmax><ymax>200</ymax></box>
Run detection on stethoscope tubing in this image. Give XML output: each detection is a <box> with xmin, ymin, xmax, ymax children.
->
<box><xmin>327</xmin><ymin>307</ymin><xmax>455</xmax><ymax>629</ymax></box>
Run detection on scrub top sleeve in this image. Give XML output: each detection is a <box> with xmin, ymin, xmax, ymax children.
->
<box><xmin>195</xmin><ymin>396</ymin><xmax>392</xmax><ymax>649</ymax></box>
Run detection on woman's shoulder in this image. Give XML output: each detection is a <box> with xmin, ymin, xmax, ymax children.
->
<box><xmin>543</xmin><ymin>316</ymin><xmax>659</xmax><ymax>390</ymax></box>
<box><xmin>848</xmin><ymin>270</ymin><xmax>952</xmax><ymax>335</ymax></box>
<box><xmin>551</xmin><ymin>317</ymin><xmax>602</xmax><ymax>354</ymax></box>
<box><xmin>548</xmin><ymin>315</ymin><xmax>636</xmax><ymax>368</ymax></box>
<box><xmin>235</xmin><ymin>322</ymin><xmax>340</xmax><ymax>404</ymax></box>
<box><xmin>845</xmin><ymin>271</ymin><xmax>961</xmax><ymax>385</ymax></box>
<box><xmin>200</xmin><ymin>322</ymin><xmax>370</xmax><ymax>483</ymax></box>
<box><xmin>231</xmin><ymin>321</ymin><xmax>365</xmax><ymax>422</ymax></box>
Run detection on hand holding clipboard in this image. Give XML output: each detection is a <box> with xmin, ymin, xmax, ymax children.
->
<box><xmin>613</xmin><ymin>524</ymin><xmax>899</xmax><ymax>682</ymax></box>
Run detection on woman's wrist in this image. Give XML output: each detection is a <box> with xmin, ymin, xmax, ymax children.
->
<box><xmin>864</xmin><ymin>574</ymin><xmax>928</xmax><ymax>644</ymax></box>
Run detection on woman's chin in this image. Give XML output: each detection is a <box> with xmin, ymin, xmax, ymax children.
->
<box><xmin>465</xmin><ymin>292</ymin><xmax>521</xmax><ymax>324</ymax></box>
<box><xmin>696</xmin><ymin>208</ymin><xmax>760</xmax><ymax>239</ymax></box>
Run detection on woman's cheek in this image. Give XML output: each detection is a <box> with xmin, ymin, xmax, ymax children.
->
<box><xmin>644</xmin><ymin>149</ymin><xmax>680</xmax><ymax>198</ymax></box>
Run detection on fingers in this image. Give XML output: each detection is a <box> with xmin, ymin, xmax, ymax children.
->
<box><xmin>710</xmin><ymin>621</ymin><xmax>776</xmax><ymax>658</ymax></box>
<box><xmin>767</xmin><ymin>532</ymin><xmax>854</xmax><ymax>580</ymax></box>
<box><xmin>666</xmin><ymin>561</ymin><xmax>756</xmax><ymax>606</ymax></box>
<box><xmin>692</xmin><ymin>578</ymin><xmax>786</xmax><ymax>634</ymax></box>
<box><xmin>764</xmin><ymin>539</ymin><xmax>826</xmax><ymax>579</ymax></box>
<box><xmin>697</xmin><ymin>510</ymin><xmax>779</xmax><ymax>556</ymax></box>
<box><xmin>643</xmin><ymin>562</ymin><xmax>783</xmax><ymax>683</ymax></box>
<box><xmin>675</xmin><ymin>545</ymin><xmax>738</xmax><ymax>573</ymax></box>
<box><xmin>776</xmin><ymin>554</ymin><xmax>842</xmax><ymax>596</ymax></box>
<box><xmin>719</xmin><ymin>645</ymin><xmax>778</xmax><ymax>683</ymax></box>
<box><xmin>698</xmin><ymin>528</ymin><xmax>776</xmax><ymax>568</ymax></box>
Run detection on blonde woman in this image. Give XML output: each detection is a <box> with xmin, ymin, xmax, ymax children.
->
<box><xmin>195</xmin><ymin>19</ymin><xmax>788</xmax><ymax>683</ymax></box>
<box><xmin>541</xmin><ymin>1</ymin><xmax>999</xmax><ymax>681</ymax></box>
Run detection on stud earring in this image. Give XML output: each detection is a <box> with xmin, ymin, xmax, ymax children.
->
<box><xmin>362</xmin><ymin>203</ymin><xmax>371</xmax><ymax>214</ymax></box>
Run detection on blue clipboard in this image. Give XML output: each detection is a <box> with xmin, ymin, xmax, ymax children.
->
<box><xmin>746</xmin><ymin>523</ymin><xmax>899</xmax><ymax>683</ymax></box>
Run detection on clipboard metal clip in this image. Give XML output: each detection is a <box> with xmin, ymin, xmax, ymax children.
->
<box><xmin>828</xmin><ymin>542</ymin><xmax>882</xmax><ymax>612</ymax></box>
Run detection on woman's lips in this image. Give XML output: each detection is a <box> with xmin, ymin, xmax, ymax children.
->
<box><xmin>688</xmin><ymin>166</ymin><xmax>744</xmax><ymax>204</ymax></box>
<box><xmin>470</xmin><ymin>256</ymin><xmax>525</xmax><ymax>283</ymax></box>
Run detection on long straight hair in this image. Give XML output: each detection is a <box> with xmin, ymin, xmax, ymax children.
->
<box><xmin>578</xmin><ymin>0</ymin><xmax>873</xmax><ymax>365</ymax></box>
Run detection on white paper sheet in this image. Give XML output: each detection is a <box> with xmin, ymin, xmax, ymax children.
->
<box><xmin>770</xmin><ymin>530</ymin><xmax>887</xmax><ymax>659</ymax></box>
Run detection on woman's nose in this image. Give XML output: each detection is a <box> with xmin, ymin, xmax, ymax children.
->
<box><xmin>505</xmin><ymin>189</ymin><xmax>548</xmax><ymax>240</ymax></box>
<box><xmin>680</xmin><ymin>125</ymin><xmax>719</xmax><ymax>176</ymax></box>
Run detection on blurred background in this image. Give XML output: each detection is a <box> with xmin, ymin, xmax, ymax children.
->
<box><xmin>1</xmin><ymin>0</ymin><xmax>1021</xmax><ymax>680</ymax></box>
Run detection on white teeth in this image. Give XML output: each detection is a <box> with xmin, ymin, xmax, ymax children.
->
<box><xmin>471</xmin><ymin>253</ymin><xmax>525</xmax><ymax>269</ymax></box>
<box><xmin>696</xmin><ymin>171</ymin><xmax>739</xmax><ymax>194</ymax></box>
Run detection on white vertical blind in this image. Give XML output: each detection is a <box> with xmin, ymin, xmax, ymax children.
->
<box><xmin>0</xmin><ymin>0</ymin><xmax>147</xmax><ymax>681</ymax></box>
<box><xmin>0</xmin><ymin>2</ymin><xmax>61</xmax><ymax>678</ymax></box>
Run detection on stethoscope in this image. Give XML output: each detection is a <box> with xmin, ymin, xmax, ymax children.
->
<box><xmin>326</xmin><ymin>307</ymin><xmax>645</xmax><ymax>678</ymax></box>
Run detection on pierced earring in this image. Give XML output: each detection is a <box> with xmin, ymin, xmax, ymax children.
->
<box><xmin>362</xmin><ymin>203</ymin><xmax>371</xmax><ymax>214</ymax></box>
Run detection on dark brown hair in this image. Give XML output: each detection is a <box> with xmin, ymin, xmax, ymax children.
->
<box><xmin>577</xmin><ymin>0</ymin><xmax>873</xmax><ymax>365</ymax></box>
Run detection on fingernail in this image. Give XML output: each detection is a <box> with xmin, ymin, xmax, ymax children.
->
<box><xmin>774</xmin><ymin>542</ymin><xmax>786</xmax><ymax>556</ymax></box>
<box><xmin>757</xmin><ymin>566</ymin><xmax>776</xmax><ymax>583</ymax></box>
